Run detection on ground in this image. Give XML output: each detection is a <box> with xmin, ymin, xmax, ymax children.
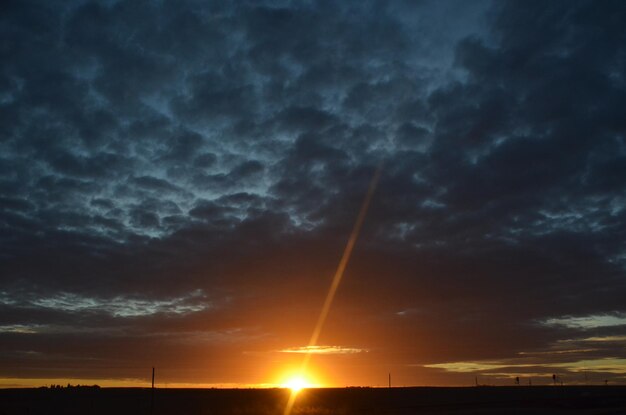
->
<box><xmin>1</xmin><ymin>386</ymin><xmax>625</xmax><ymax>414</ymax></box>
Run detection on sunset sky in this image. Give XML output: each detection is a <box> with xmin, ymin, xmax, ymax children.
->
<box><xmin>1</xmin><ymin>0</ymin><xmax>626</xmax><ymax>388</ymax></box>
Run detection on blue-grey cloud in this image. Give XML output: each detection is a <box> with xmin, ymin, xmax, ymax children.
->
<box><xmin>1</xmin><ymin>0</ymin><xmax>625</xmax><ymax>385</ymax></box>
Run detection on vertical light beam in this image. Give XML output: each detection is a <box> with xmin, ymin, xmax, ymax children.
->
<box><xmin>306</xmin><ymin>163</ymin><xmax>382</xmax><ymax>360</ymax></box>
<box><xmin>283</xmin><ymin>164</ymin><xmax>383</xmax><ymax>415</ymax></box>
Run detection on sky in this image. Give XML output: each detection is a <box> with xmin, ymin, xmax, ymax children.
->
<box><xmin>1</xmin><ymin>0</ymin><xmax>626</xmax><ymax>388</ymax></box>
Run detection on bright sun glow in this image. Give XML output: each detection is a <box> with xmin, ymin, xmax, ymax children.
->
<box><xmin>281</xmin><ymin>375</ymin><xmax>312</xmax><ymax>392</ymax></box>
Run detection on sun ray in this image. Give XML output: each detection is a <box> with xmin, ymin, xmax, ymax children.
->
<box><xmin>283</xmin><ymin>164</ymin><xmax>382</xmax><ymax>415</ymax></box>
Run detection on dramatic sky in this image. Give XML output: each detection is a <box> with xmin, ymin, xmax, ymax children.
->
<box><xmin>1</xmin><ymin>0</ymin><xmax>626</xmax><ymax>388</ymax></box>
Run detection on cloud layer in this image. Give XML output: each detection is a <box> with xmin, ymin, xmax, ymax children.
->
<box><xmin>1</xmin><ymin>0</ymin><xmax>625</xmax><ymax>386</ymax></box>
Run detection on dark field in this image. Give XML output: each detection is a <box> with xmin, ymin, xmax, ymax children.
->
<box><xmin>1</xmin><ymin>386</ymin><xmax>626</xmax><ymax>415</ymax></box>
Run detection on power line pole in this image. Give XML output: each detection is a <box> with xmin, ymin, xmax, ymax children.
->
<box><xmin>150</xmin><ymin>367</ymin><xmax>155</xmax><ymax>415</ymax></box>
<box><xmin>388</xmin><ymin>373</ymin><xmax>391</xmax><ymax>388</ymax></box>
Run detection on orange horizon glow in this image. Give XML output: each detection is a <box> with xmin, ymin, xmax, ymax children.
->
<box><xmin>0</xmin><ymin>376</ymin><xmax>325</xmax><ymax>390</ymax></box>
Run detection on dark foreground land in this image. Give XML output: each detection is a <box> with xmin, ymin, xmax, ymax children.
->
<box><xmin>1</xmin><ymin>386</ymin><xmax>626</xmax><ymax>415</ymax></box>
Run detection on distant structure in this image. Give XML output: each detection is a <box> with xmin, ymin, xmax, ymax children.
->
<box><xmin>150</xmin><ymin>367</ymin><xmax>155</xmax><ymax>415</ymax></box>
<box><xmin>388</xmin><ymin>373</ymin><xmax>391</xmax><ymax>388</ymax></box>
<box><xmin>47</xmin><ymin>384</ymin><xmax>99</xmax><ymax>389</ymax></box>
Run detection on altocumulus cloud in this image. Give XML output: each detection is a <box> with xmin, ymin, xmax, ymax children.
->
<box><xmin>0</xmin><ymin>289</ymin><xmax>210</xmax><ymax>318</ymax></box>
<box><xmin>1</xmin><ymin>0</ymin><xmax>626</xmax><ymax>385</ymax></box>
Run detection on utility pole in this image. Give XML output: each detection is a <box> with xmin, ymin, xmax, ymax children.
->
<box><xmin>150</xmin><ymin>367</ymin><xmax>155</xmax><ymax>415</ymax></box>
<box><xmin>388</xmin><ymin>373</ymin><xmax>391</xmax><ymax>388</ymax></box>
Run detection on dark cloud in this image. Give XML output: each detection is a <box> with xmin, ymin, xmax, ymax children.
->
<box><xmin>1</xmin><ymin>0</ymin><xmax>625</xmax><ymax>386</ymax></box>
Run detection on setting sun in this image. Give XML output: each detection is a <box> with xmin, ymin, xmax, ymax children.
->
<box><xmin>281</xmin><ymin>375</ymin><xmax>313</xmax><ymax>392</ymax></box>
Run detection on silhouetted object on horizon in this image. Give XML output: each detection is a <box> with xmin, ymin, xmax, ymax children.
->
<box><xmin>388</xmin><ymin>373</ymin><xmax>391</xmax><ymax>388</ymax></box>
<box><xmin>473</xmin><ymin>377</ymin><xmax>493</xmax><ymax>387</ymax></box>
<box><xmin>528</xmin><ymin>378</ymin><xmax>532</xmax><ymax>386</ymax></box>
<box><xmin>46</xmin><ymin>384</ymin><xmax>100</xmax><ymax>389</ymax></box>
<box><xmin>552</xmin><ymin>374</ymin><xmax>564</xmax><ymax>385</ymax></box>
<box><xmin>150</xmin><ymin>367</ymin><xmax>155</xmax><ymax>415</ymax></box>
<box><xmin>515</xmin><ymin>376</ymin><xmax>520</xmax><ymax>385</ymax></box>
